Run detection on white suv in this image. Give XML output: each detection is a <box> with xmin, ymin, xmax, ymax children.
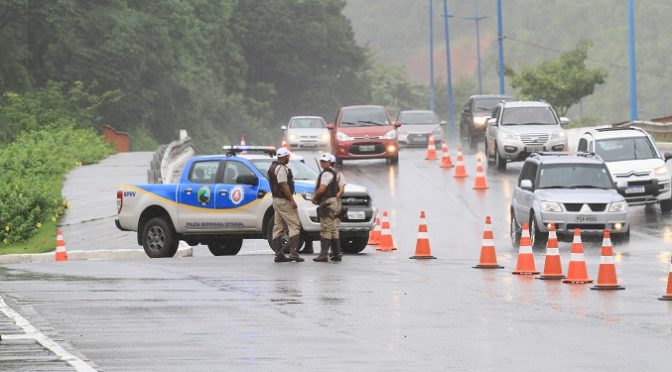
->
<box><xmin>578</xmin><ymin>127</ymin><xmax>672</xmax><ymax>212</ymax></box>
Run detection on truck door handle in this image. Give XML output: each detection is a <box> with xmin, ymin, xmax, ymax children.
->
<box><xmin>219</xmin><ymin>190</ymin><xmax>228</xmax><ymax>196</ymax></box>
<box><xmin>184</xmin><ymin>188</ymin><xmax>193</xmax><ymax>195</ymax></box>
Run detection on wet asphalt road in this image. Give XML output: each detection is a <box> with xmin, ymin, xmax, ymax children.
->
<box><xmin>1</xmin><ymin>145</ymin><xmax>672</xmax><ymax>371</ymax></box>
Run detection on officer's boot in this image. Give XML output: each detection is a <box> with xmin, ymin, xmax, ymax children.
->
<box><xmin>313</xmin><ymin>238</ymin><xmax>331</xmax><ymax>262</ymax></box>
<box><xmin>287</xmin><ymin>235</ymin><xmax>305</xmax><ymax>262</ymax></box>
<box><xmin>330</xmin><ymin>238</ymin><xmax>342</xmax><ymax>262</ymax></box>
<box><xmin>272</xmin><ymin>237</ymin><xmax>290</xmax><ymax>263</ymax></box>
<box><xmin>299</xmin><ymin>239</ymin><xmax>314</xmax><ymax>254</ymax></box>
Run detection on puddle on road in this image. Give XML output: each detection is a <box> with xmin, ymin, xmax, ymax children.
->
<box><xmin>0</xmin><ymin>266</ymin><xmax>100</xmax><ymax>283</ymax></box>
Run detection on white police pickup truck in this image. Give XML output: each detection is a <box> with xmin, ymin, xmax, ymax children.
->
<box><xmin>115</xmin><ymin>146</ymin><xmax>376</xmax><ymax>257</ymax></box>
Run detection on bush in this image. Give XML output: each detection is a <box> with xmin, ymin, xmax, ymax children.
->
<box><xmin>0</xmin><ymin>126</ymin><xmax>113</xmax><ymax>244</ymax></box>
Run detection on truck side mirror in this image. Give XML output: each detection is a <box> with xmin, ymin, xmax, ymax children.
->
<box><xmin>440</xmin><ymin>120</ymin><xmax>448</xmax><ymax>125</ymax></box>
<box><xmin>236</xmin><ymin>174</ymin><xmax>258</xmax><ymax>186</ymax></box>
<box><xmin>560</xmin><ymin>117</ymin><xmax>570</xmax><ymax>126</ymax></box>
<box><xmin>327</xmin><ymin>123</ymin><xmax>334</xmax><ymax>130</ymax></box>
<box><xmin>665</xmin><ymin>152</ymin><xmax>672</xmax><ymax>162</ymax></box>
<box><xmin>520</xmin><ymin>179</ymin><xmax>533</xmax><ymax>190</ymax></box>
<box><xmin>487</xmin><ymin>118</ymin><xmax>497</xmax><ymax>127</ymax></box>
<box><xmin>281</xmin><ymin>125</ymin><xmax>287</xmax><ymax>130</ymax></box>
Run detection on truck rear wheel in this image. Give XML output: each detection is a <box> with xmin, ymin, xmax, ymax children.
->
<box><xmin>341</xmin><ymin>236</ymin><xmax>368</xmax><ymax>253</ymax></box>
<box><xmin>208</xmin><ymin>238</ymin><xmax>243</xmax><ymax>256</ymax></box>
<box><xmin>142</xmin><ymin>217</ymin><xmax>179</xmax><ymax>258</ymax></box>
<box><xmin>265</xmin><ymin>216</ymin><xmax>304</xmax><ymax>254</ymax></box>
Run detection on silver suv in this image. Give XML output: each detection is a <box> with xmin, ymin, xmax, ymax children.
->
<box><xmin>510</xmin><ymin>153</ymin><xmax>629</xmax><ymax>248</ymax></box>
<box><xmin>578</xmin><ymin>126</ymin><xmax>672</xmax><ymax>212</ymax></box>
<box><xmin>485</xmin><ymin>101</ymin><xmax>569</xmax><ymax>170</ymax></box>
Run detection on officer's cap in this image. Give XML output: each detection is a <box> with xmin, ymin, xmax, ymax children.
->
<box><xmin>319</xmin><ymin>153</ymin><xmax>331</xmax><ymax>162</ymax></box>
<box><xmin>276</xmin><ymin>148</ymin><xmax>290</xmax><ymax>158</ymax></box>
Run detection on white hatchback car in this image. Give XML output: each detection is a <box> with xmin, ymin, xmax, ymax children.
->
<box><xmin>281</xmin><ymin>116</ymin><xmax>330</xmax><ymax>150</ymax></box>
<box><xmin>578</xmin><ymin>126</ymin><xmax>672</xmax><ymax>212</ymax></box>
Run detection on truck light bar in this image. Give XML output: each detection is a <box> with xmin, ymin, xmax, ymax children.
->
<box><xmin>222</xmin><ymin>145</ymin><xmax>276</xmax><ymax>157</ymax></box>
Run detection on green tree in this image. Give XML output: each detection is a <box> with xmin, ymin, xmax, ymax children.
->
<box><xmin>505</xmin><ymin>39</ymin><xmax>607</xmax><ymax>116</ymax></box>
<box><xmin>367</xmin><ymin>64</ymin><xmax>426</xmax><ymax>117</ymax></box>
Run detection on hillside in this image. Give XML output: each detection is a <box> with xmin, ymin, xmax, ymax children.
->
<box><xmin>344</xmin><ymin>0</ymin><xmax>672</xmax><ymax>124</ymax></box>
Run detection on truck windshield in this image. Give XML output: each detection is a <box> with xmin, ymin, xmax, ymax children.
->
<box><xmin>538</xmin><ymin>164</ymin><xmax>614</xmax><ymax>189</ymax></box>
<box><xmin>595</xmin><ymin>137</ymin><xmax>657</xmax><ymax>162</ymax></box>
<box><xmin>250</xmin><ymin>159</ymin><xmax>319</xmax><ymax>181</ymax></box>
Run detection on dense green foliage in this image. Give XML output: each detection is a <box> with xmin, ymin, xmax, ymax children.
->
<box><xmin>344</xmin><ymin>0</ymin><xmax>672</xmax><ymax>123</ymax></box>
<box><xmin>506</xmin><ymin>40</ymin><xmax>607</xmax><ymax>117</ymax></box>
<box><xmin>0</xmin><ymin>125</ymin><xmax>113</xmax><ymax>244</ymax></box>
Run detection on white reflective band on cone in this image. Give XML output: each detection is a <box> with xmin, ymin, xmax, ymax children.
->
<box><xmin>603</xmin><ymin>238</ymin><xmax>612</xmax><ymax>246</ymax></box>
<box><xmin>519</xmin><ymin>245</ymin><xmax>533</xmax><ymax>254</ymax></box>
<box><xmin>546</xmin><ymin>248</ymin><xmax>559</xmax><ymax>256</ymax></box>
<box><xmin>600</xmin><ymin>255</ymin><xmax>615</xmax><ymax>264</ymax></box>
<box><xmin>573</xmin><ymin>236</ymin><xmax>581</xmax><ymax>244</ymax></box>
<box><xmin>482</xmin><ymin>239</ymin><xmax>494</xmax><ymax>246</ymax></box>
<box><xmin>570</xmin><ymin>253</ymin><xmax>585</xmax><ymax>261</ymax></box>
<box><xmin>417</xmin><ymin>232</ymin><xmax>428</xmax><ymax>239</ymax></box>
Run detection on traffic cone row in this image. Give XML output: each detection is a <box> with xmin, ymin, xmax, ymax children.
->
<box><xmin>55</xmin><ymin>229</ymin><xmax>68</xmax><ymax>262</ymax></box>
<box><xmin>453</xmin><ymin>148</ymin><xmax>468</xmax><ymax>178</ymax></box>
<box><xmin>472</xmin><ymin>216</ymin><xmax>503</xmax><ymax>269</ymax></box>
<box><xmin>537</xmin><ymin>224</ymin><xmax>565</xmax><ymax>280</ymax></box>
<box><xmin>563</xmin><ymin>229</ymin><xmax>593</xmax><ymax>284</ymax></box>
<box><xmin>439</xmin><ymin>141</ymin><xmax>453</xmax><ymax>168</ymax></box>
<box><xmin>472</xmin><ymin>156</ymin><xmax>488</xmax><ymax>190</ymax></box>
<box><xmin>240</xmin><ymin>136</ymin><xmax>247</xmax><ymax>153</ymax></box>
<box><xmin>591</xmin><ymin>230</ymin><xmax>624</xmax><ymax>290</ymax></box>
<box><xmin>409</xmin><ymin>211</ymin><xmax>436</xmax><ymax>259</ymax></box>
<box><xmin>658</xmin><ymin>257</ymin><xmax>672</xmax><ymax>301</ymax></box>
<box><xmin>368</xmin><ymin>216</ymin><xmax>381</xmax><ymax>245</ymax></box>
<box><xmin>512</xmin><ymin>223</ymin><xmax>540</xmax><ymax>275</ymax></box>
<box><xmin>281</xmin><ymin>136</ymin><xmax>288</xmax><ymax>149</ymax></box>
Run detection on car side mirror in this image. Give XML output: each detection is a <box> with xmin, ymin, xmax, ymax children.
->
<box><xmin>560</xmin><ymin>117</ymin><xmax>570</xmax><ymax>126</ymax></box>
<box><xmin>487</xmin><ymin>118</ymin><xmax>497</xmax><ymax>127</ymax></box>
<box><xmin>665</xmin><ymin>152</ymin><xmax>672</xmax><ymax>162</ymax></box>
<box><xmin>440</xmin><ymin>120</ymin><xmax>448</xmax><ymax>125</ymax></box>
<box><xmin>327</xmin><ymin>123</ymin><xmax>334</xmax><ymax>130</ymax></box>
<box><xmin>281</xmin><ymin>125</ymin><xmax>287</xmax><ymax>130</ymax></box>
<box><xmin>520</xmin><ymin>179</ymin><xmax>533</xmax><ymax>190</ymax></box>
<box><xmin>236</xmin><ymin>174</ymin><xmax>258</xmax><ymax>186</ymax></box>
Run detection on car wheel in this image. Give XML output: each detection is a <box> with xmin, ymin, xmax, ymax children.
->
<box><xmin>341</xmin><ymin>236</ymin><xmax>368</xmax><ymax>253</ymax></box>
<box><xmin>208</xmin><ymin>238</ymin><xmax>243</xmax><ymax>256</ymax></box>
<box><xmin>510</xmin><ymin>210</ymin><xmax>521</xmax><ymax>247</ymax></box>
<box><xmin>660</xmin><ymin>198</ymin><xmax>672</xmax><ymax>213</ymax></box>
<box><xmin>142</xmin><ymin>217</ymin><xmax>179</xmax><ymax>258</ymax></box>
<box><xmin>335</xmin><ymin>156</ymin><xmax>343</xmax><ymax>166</ymax></box>
<box><xmin>529</xmin><ymin>213</ymin><xmax>548</xmax><ymax>249</ymax></box>
<box><xmin>387</xmin><ymin>154</ymin><xmax>399</xmax><ymax>164</ymax></box>
<box><xmin>264</xmin><ymin>216</ymin><xmax>304</xmax><ymax>254</ymax></box>
<box><xmin>612</xmin><ymin>229</ymin><xmax>630</xmax><ymax>243</ymax></box>
<box><xmin>495</xmin><ymin>144</ymin><xmax>507</xmax><ymax>170</ymax></box>
<box><xmin>485</xmin><ymin>141</ymin><xmax>494</xmax><ymax>164</ymax></box>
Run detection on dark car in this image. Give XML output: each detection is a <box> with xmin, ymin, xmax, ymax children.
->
<box><xmin>460</xmin><ymin>94</ymin><xmax>512</xmax><ymax>151</ymax></box>
<box><xmin>328</xmin><ymin>105</ymin><xmax>400</xmax><ymax>165</ymax></box>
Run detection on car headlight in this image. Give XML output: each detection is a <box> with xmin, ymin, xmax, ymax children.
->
<box><xmin>500</xmin><ymin>132</ymin><xmax>519</xmax><ymax>141</ymax></box>
<box><xmin>302</xmin><ymin>192</ymin><xmax>314</xmax><ymax>201</ymax></box>
<box><xmin>654</xmin><ymin>165</ymin><xmax>669</xmax><ymax>177</ymax></box>
<box><xmin>336</xmin><ymin>131</ymin><xmax>353</xmax><ymax>141</ymax></box>
<box><xmin>473</xmin><ymin>117</ymin><xmax>488</xmax><ymax>127</ymax></box>
<box><xmin>288</xmin><ymin>134</ymin><xmax>299</xmax><ymax>141</ymax></box>
<box><xmin>551</xmin><ymin>131</ymin><xmax>566</xmax><ymax>140</ymax></box>
<box><xmin>320</xmin><ymin>133</ymin><xmax>330</xmax><ymax>142</ymax></box>
<box><xmin>540</xmin><ymin>201</ymin><xmax>563</xmax><ymax>212</ymax></box>
<box><xmin>383</xmin><ymin>130</ymin><xmax>397</xmax><ymax>139</ymax></box>
<box><xmin>608</xmin><ymin>201</ymin><xmax>627</xmax><ymax>212</ymax></box>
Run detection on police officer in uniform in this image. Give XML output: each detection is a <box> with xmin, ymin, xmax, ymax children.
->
<box><xmin>311</xmin><ymin>154</ymin><xmax>345</xmax><ymax>262</ymax></box>
<box><xmin>267</xmin><ymin>148</ymin><xmax>304</xmax><ymax>262</ymax></box>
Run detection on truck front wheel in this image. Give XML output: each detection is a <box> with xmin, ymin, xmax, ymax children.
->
<box><xmin>208</xmin><ymin>238</ymin><xmax>243</xmax><ymax>256</ymax></box>
<box><xmin>341</xmin><ymin>236</ymin><xmax>368</xmax><ymax>254</ymax></box>
<box><xmin>142</xmin><ymin>217</ymin><xmax>179</xmax><ymax>258</ymax></box>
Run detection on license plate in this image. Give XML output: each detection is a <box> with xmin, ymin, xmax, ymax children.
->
<box><xmin>302</xmin><ymin>143</ymin><xmax>318</xmax><ymax>147</ymax></box>
<box><xmin>359</xmin><ymin>145</ymin><xmax>375</xmax><ymax>152</ymax></box>
<box><xmin>347</xmin><ymin>211</ymin><xmax>366</xmax><ymax>220</ymax></box>
<box><xmin>576</xmin><ymin>215</ymin><xmax>597</xmax><ymax>222</ymax></box>
<box><xmin>526</xmin><ymin>146</ymin><xmax>544</xmax><ymax>153</ymax></box>
<box><xmin>411</xmin><ymin>136</ymin><xmax>426</xmax><ymax>143</ymax></box>
<box><xmin>625</xmin><ymin>185</ymin><xmax>645</xmax><ymax>194</ymax></box>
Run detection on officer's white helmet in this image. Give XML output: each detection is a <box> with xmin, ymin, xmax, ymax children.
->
<box><xmin>319</xmin><ymin>153</ymin><xmax>331</xmax><ymax>162</ymax></box>
<box><xmin>276</xmin><ymin>148</ymin><xmax>290</xmax><ymax>158</ymax></box>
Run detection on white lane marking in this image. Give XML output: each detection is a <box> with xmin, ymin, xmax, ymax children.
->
<box><xmin>0</xmin><ymin>295</ymin><xmax>97</xmax><ymax>372</ymax></box>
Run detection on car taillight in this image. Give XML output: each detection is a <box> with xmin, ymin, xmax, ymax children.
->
<box><xmin>117</xmin><ymin>190</ymin><xmax>123</xmax><ymax>214</ymax></box>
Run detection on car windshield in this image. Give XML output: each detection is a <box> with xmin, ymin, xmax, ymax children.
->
<box><xmin>250</xmin><ymin>159</ymin><xmax>319</xmax><ymax>181</ymax></box>
<box><xmin>473</xmin><ymin>98</ymin><xmax>509</xmax><ymax>112</ymax></box>
<box><xmin>289</xmin><ymin>118</ymin><xmax>326</xmax><ymax>129</ymax></box>
<box><xmin>595</xmin><ymin>137</ymin><xmax>657</xmax><ymax>162</ymax></box>
<box><xmin>501</xmin><ymin>106</ymin><xmax>557</xmax><ymax>125</ymax></box>
<box><xmin>398</xmin><ymin>111</ymin><xmax>439</xmax><ymax>125</ymax></box>
<box><xmin>538</xmin><ymin>164</ymin><xmax>614</xmax><ymax>189</ymax></box>
<box><xmin>340</xmin><ymin>108</ymin><xmax>389</xmax><ymax>126</ymax></box>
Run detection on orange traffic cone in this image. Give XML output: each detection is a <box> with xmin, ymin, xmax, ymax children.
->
<box><xmin>512</xmin><ymin>223</ymin><xmax>539</xmax><ymax>275</ymax></box>
<box><xmin>659</xmin><ymin>256</ymin><xmax>672</xmax><ymax>301</ymax></box>
<box><xmin>425</xmin><ymin>136</ymin><xmax>438</xmax><ymax>160</ymax></box>
<box><xmin>281</xmin><ymin>136</ymin><xmax>288</xmax><ymax>149</ymax></box>
<box><xmin>240</xmin><ymin>136</ymin><xmax>247</xmax><ymax>153</ymax></box>
<box><xmin>439</xmin><ymin>141</ymin><xmax>454</xmax><ymax>168</ymax></box>
<box><xmin>536</xmin><ymin>224</ymin><xmax>565</xmax><ymax>280</ymax></box>
<box><xmin>472</xmin><ymin>156</ymin><xmax>489</xmax><ymax>190</ymax></box>
<box><xmin>377</xmin><ymin>211</ymin><xmax>396</xmax><ymax>251</ymax></box>
<box><xmin>55</xmin><ymin>229</ymin><xmax>68</xmax><ymax>262</ymax></box>
<box><xmin>591</xmin><ymin>229</ymin><xmax>625</xmax><ymax>290</ymax></box>
<box><xmin>473</xmin><ymin>216</ymin><xmax>503</xmax><ymax>269</ymax></box>
<box><xmin>410</xmin><ymin>211</ymin><xmax>436</xmax><ymax>259</ymax></box>
<box><xmin>453</xmin><ymin>148</ymin><xmax>468</xmax><ymax>178</ymax></box>
<box><xmin>368</xmin><ymin>216</ymin><xmax>382</xmax><ymax>245</ymax></box>
<box><xmin>563</xmin><ymin>228</ymin><xmax>593</xmax><ymax>284</ymax></box>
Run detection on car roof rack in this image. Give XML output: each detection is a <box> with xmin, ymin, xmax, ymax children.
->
<box><xmin>531</xmin><ymin>151</ymin><xmax>601</xmax><ymax>159</ymax></box>
<box><xmin>594</xmin><ymin>127</ymin><xmax>641</xmax><ymax>132</ymax></box>
<box><xmin>222</xmin><ymin>145</ymin><xmax>276</xmax><ymax>157</ymax></box>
